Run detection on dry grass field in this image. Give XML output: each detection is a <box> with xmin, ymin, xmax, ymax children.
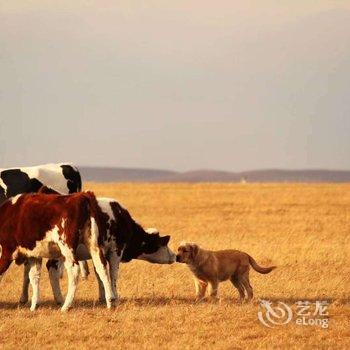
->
<box><xmin>0</xmin><ymin>183</ymin><xmax>349</xmax><ymax>349</ymax></box>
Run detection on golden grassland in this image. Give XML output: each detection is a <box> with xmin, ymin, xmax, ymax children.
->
<box><xmin>0</xmin><ymin>183</ymin><xmax>349</xmax><ymax>349</ymax></box>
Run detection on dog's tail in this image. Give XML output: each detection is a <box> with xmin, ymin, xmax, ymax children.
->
<box><xmin>248</xmin><ymin>255</ymin><xmax>276</xmax><ymax>274</ymax></box>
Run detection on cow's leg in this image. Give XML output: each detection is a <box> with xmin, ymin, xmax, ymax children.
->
<box><xmin>94</xmin><ymin>266</ymin><xmax>106</xmax><ymax>303</ymax></box>
<box><xmin>79</xmin><ymin>261</ymin><xmax>89</xmax><ymax>280</ymax></box>
<box><xmin>61</xmin><ymin>261</ymin><xmax>80</xmax><ymax>312</ymax></box>
<box><xmin>95</xmin><ymin>250</ymin><xmax>120</xmax><ymax>303</ymax></box>
<box><xmin>108</xmin><ymin>251</ymin><xmax>121</xmax><ymax>301</ymax></box>
<box><xmin>47</xmin><ymin>259</ymin><xmax>64</xmax><ymax>305</ymax></box>
<box><xmin>90</xmin><ymin>249</ymin><xmax>113</xmax><ymax>309</ymax></box>
<box><xmin>19</xmin><ymin>261</ymin><xmax>31</xmax><ymax>304</ymax></box>
<box><xmin>28</xmin><ymin>258</ymin><xmax>42</xmax><ymax>311</ymax></box>
<box><xmin>59</xmin><ymin>260</ymin><xmax>64</xmax><ymax>278</ymax></box>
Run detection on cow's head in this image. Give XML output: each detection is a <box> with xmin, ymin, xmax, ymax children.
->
<box><xmin>137</xmin><ymin>228</ymin><xmax>176</xmax><ymax>264</ymax></box>
<box><xmin>110</xmin><ymin>201</ymin><xmax>176</xmax><ymax>264</ymax></box>
<box><xmin>122</xmin><ymin>227</ymin><xmax>176</xmax><ymax>264</ymax></box>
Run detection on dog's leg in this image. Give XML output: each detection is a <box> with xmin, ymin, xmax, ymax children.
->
<box><xmin>208</xmin><ymin>280</ymin><xmax>219</xmax><ymax>300</ymax></box>
<box><xmin>230</xmin><ymin>275</ymin><xmax>245</xmax><ymax>303</ymax></box>
<box><xmin>240</xmin><ymin>271</ymin><xmax>253</xmax><ymax>302</ymax></box>
<box><xmin>194</xmin><ymin>278</ymin><xmax>207</xmax><ymax>301</ymax></box>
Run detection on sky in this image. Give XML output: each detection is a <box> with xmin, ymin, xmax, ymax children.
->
<box><xmin>1</xmin><ymin>1</ymin><xmax>349</xmax><ymax>171</ymax></box>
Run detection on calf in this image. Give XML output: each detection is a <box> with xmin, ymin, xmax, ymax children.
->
<box><xmin>0</xmin><ymin>192</ymin><xmax>175</xmax><ymax>311</ymax></box>
<box><xmin>0</xmin><ymin>163</ymin><xmax>89</xmax><ymax>303</ymax></box>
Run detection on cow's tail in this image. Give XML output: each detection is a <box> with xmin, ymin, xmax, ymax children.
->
<box><xmin>75</xmin><ymin>191</ymin><xmax>100</xmax><ymax>280</ymax></box>
<box><xmin>84</xmin><ymin>191</ymin><xmax>100</xmax><ymax>222</ymax></box>
<box><xmin>248</xmin><ymin>255</ymin><xmax>276</xmax><ymax>274</ymax></box>
<box><xmin>60</xmin><ymin>164</ymin><xmax>82</xmax><ymax>193</ymax></box>
<box><xmin>76</xmin><ymin>169</ymin><xmax>82</xmax><ymax>192</ymax></box>
<box><xmin>83</xmin><ymin>191</ymin><xmax>103</xmax><ymax>246</ymax></box>
<box><xmin>70</xmin><ymin>165</ymin><xmax>82</xmax><ymax>192</ymax></box>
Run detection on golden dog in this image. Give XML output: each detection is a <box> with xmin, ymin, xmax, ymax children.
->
<box><xmin>176</xmin><ymin>242</ymin><xmax>276</xmax><ymax>302</ymax></box>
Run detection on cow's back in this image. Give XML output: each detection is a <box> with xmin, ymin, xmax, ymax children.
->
<box><xmin>0</xmin><ymin>193</ymin><xmax>90</xmax><ymax>253</ymax></box>
<box><xmin>0</xmin><ymin>163</ymin><xmax>81</xmax><ymax>206</ymax></box>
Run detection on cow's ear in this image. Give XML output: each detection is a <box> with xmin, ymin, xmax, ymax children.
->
<box><xmin>160</xmin><ymin>235</ymin><xmax>170</xmax><ymax>246</ymax></box>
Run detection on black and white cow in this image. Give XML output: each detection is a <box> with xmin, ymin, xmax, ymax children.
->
<box><xmin>0</xmin><ymin>163</ymin><xmax>81</xmax><ymax>202</ymax></box>
<box><xmin>0</xmin><ymin>163</ymin><xmax>89</xmax><ymax>302</ymax></box>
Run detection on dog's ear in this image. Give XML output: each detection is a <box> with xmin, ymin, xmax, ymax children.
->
<box><xmin>190</xmin><ymin>244</ymin><xmax>199</xmax><ymax>259</ymax></box>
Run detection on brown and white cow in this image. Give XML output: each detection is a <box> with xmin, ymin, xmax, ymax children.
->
<box><xmin>0</xmin><ymin>163</ymin><xmax>90</xmax><ymax>305</ymax></box>
<box><xmin>0</xmin><ymin>191</ymin><xmax>175</xmax><ymax>311</ymax></box>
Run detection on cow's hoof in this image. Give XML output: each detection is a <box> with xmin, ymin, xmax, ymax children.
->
<box><xmin>110</xmin><ymin>297</ymin><xmax>119</xmax><ymax>307</ymax></box>
<box><xmin>55</xmin><ymin>297</ymin><xmax>64</xmax><ymax>305</ymax></box>
<box><xmin>19</xmin><ymin>298</ymin><xmax>28</xmax><ymax>304</ymax></box>
<box><xmin>106</xmin><ymin>299</ymin><xmax>113</xmax><ymax>309</ymax></box>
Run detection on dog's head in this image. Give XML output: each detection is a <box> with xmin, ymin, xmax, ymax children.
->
<box><xmin>176</xmin><ymin>241</ymin><xmax>199</xmax><ymax>264</ymax></box>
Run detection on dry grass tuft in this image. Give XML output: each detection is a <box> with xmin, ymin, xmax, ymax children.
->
<box><xmin>0</xmin><ymin>183</ymin><xmax>349</xmax><ymax>349</ymax></box>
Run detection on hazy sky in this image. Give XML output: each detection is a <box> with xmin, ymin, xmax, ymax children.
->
<box><xmin>1</xmin><ymin>1</ymin><xmax>349</xmax><ymax>171</ymax></box>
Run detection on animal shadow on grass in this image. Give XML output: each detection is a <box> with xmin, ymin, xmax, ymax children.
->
<box><xmin>123</xmin><ymin>296</ymin><xmax>195</xmax><ymax>307</ymax></box>
<box><xmin>257</xmin><ymin>296</ymin><xmax>350</xmax><ymax>305</ymax></box>
<box><xmin>0</xmin><ymin>300</ymin><xmax>65</xmax><ymax>310</ymax></box>
<box><xmin>0</xmin><ymin>299</ymin><xmax>113</xmax><ymax>311</ymax></box>
<box><xmin>1</xmin><ymin>296</ymin><xmax>347</xmax><ymax>311</ymax></box>
<box><xmin>0</xmin><ymin>297</ymin><xmax>195</xmax><ymax>311</ymax></box>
